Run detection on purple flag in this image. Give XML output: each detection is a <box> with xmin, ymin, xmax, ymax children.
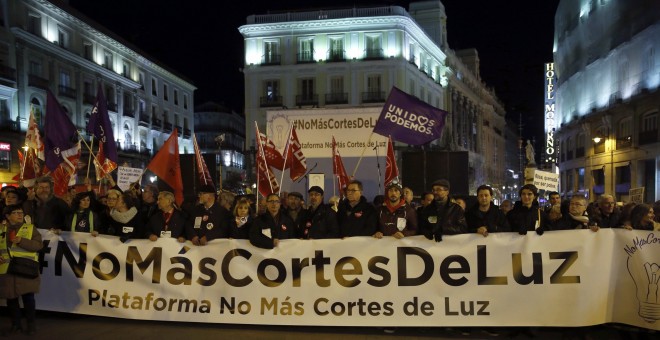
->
<box><xmin>87</xmin><ymin>84</ymin><xmax>118</xmax><ymax>164</ymax></box>
<box><xmin>373</xmin><ymin>86</ymin><xmax>448</xmax><ymax>145</ymax></box>
<box><xmin>44</xmin><ymin>90</ymin><xmax>78</xmax><ymax>171</ymax></box>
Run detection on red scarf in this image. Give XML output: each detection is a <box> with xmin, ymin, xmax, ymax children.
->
<box><xmin>385</xmin><ymin>198</ymin><xmax>406</xmax><ymax>213</ymax></box>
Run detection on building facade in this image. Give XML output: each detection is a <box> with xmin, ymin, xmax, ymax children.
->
<box><xmin>194</xmin><ymin>102</ymin><xmax>246</xmax><ymax>191</ymax></box>
<box><xmin>0</xmin><ymin>0</ymin><xmax>195</xmax><ymax>186</ymax></box>
<box><xmin>554</xmin><ymin>0</ymin><xmax>659</xmax><ymax>203</ymax></box>
<box><xmin>238</xmin><ymin>1</ymin><xmax>507</xmax><ymax>196</ymax></box>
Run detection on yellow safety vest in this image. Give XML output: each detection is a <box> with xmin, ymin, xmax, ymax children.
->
<box><xmin>0</xmin><ymin>224</ymin><xmax>39</xmax><ymax>275</ymax></box>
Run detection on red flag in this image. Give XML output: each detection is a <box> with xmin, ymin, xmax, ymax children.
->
<box><xmin>332</xmin><ymin>136</ymin><xmax>350</xmax><ymax>196</ymax></box>
<box><xmin>25</xmin><ymin>108</ymin><xmax>45</xmax><ymax>160</ymax></box>
<box><xmin>49</xmin><ymin>141</ymin><xmax>81</xmax><ymax>196</ymax></box>
<box><xmin>258</xmin><ymin>131</ymin><xmax>285</xmax><ymax>171</ymax></box>
<box><xmin>255</xmin><ymin>124</ymin><xmax>279</xmax><ymax>197</ymax></box>
<box><xmin>147</xmin><ymin>129</ymin><xmax>184</xmax><ymax>205</ymax></box>
<box><xmin>92</xmin><ymin>143</ymin><xmax>117</xmax><ymax>180</ymax></box>
<box><xmin>384</xmin><ymin>136</ymin><xmax>399</xmax><ymax>187</ymax></box>
<box><xmin>193</xmin><ymin>133</ymin><xmax>215</xmax><ymax>189</ymax></box>
<box><xmin>286</xmin><ymin>126</ymin><xmax>307</xmax><ymax>181</ymax></box>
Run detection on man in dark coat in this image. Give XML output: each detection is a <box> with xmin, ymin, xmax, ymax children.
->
<box><xmin>337</xmin><ymin>180</ymin><xmax>377</xmax><ymax>237</ymax></box>
<box><xmin>301</xmin><ymin>186</ymin><xmax>339</xmax><ymax>239</ymax></box>
<box><xmin>418</xmin><ymin>179</ymin><xmax>467</xmax><ymax>242</ymax></box>
<box><xmin>374</xmin><ymin>181</ymin><xmax>417</xmax><ymax>239</ymax></box>
<box><xmin>28</xmin><ymin>176</ymin><xmax>71</xmax><ymax>230</ymax></box>
<box><xmin>250</xmin><ymin>193</ymin><xmax>296</xmax><ymax>249</ymax></box>
<box><xmin>146</xmin><ymin>191</ymin><xmax>187</xmax><ymax>242</ymax></box>
<box><xmin>589</xmin><ymin>194</ymin><xmax>621</xmax><ymax>229</ymax></box>
<box><xmin>466</xmin><ymin>185</ymin><xmax>509</xmax><ymax>236</ymax></box>
<box><xmin>185</xmin><ymin>184</ymin><xmax>230</xmax><ymax>245</ymax></box>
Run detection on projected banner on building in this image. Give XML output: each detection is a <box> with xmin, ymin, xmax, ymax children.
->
<box><xmin>36</xmin><ymin>230</ymin><xmax>659</xmax><ymax>330</ymax></box>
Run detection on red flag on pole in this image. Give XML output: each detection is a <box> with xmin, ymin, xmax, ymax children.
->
<box><xmin>192</xmin><ymin>133</ymin><xmax>215</xmax><ymax>189</ymax></box>
<box><xmin>332</xmin><ymin>136</ymin><xmax>350</xmax><ymax>196</ymax></box>
<box><xmin>25</xmin><ymin>108</ymin><xmax>45</xmax><ymax>161</ymax></box>
<box><xmin>147</xmin><ymin>129</ymin><xmax>184</xmax><ymax>205</ymax></box>
<box><xmin>286</xmin><ymin>126</ymin><xmax>307</xmax><ymax>181</ymax></box>
<box><xmin>48</xmin><ymin>141</ymin><xmax>81</xmax><ymax>196</ymax></box>
<box><xmin>384</xmin><ymin>135</ymin><xmax>399</xmax><ymax>187</ymax></box>
<box><xmin>258</xmin><ymin>131</ymin><xmax>285</xmax><ymax>171</ymax></box>
<box><xmin>255</xmin><ymin>124</ymin><xmax>279</xmax><ymax>197</ymax></box>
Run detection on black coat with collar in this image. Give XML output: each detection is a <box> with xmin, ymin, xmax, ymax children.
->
<box><xmin>337</xmin><ymin>196</ymin><xmax>377</xmax><ymax>237</ymax></box>
<box><xmin>465</xmin><ymin>203</ymin><xmax>510</xmax><ymax>233</ymax></box>
<box><xmin>249</xmin><ymin>212</ymin><xmax>296</xmax><ymax>249</ymax></box>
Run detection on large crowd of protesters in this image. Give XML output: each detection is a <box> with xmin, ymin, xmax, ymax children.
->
<box><xmin>1</xmin><ymin>174</ymin><xmax>659</xmax><ymax>336</ymax></box>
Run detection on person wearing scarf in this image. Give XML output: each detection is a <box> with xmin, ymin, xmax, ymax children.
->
<box><xmin>300</xmin><ymin>186</ymin><xmax>339</xmax><ymax>239</ymax></box>
<box><xmin>551</xmin><ymin>195</ymin><xmax>594</xmax><ymax>230</ymax></box>
<box><xmin>228</xmin><ymin>198</ymin><xmax>253</xmax><ymax>239</ymax></box>
<box><xmin>65</xmin><ymin>191</ymin><xmax>101</xmax><ymax>236</ymax></box>
<box><xmin>108</xmin><ymin>192</ymin><xmax>142</xmax><ymax>242</ymax></box>
<box><xmin>146</xmin><ymin>191</ymin><xmax>186</xmax><ymax>242</ymax></box>
<box><xmin>374</xmin><ymin>182</ymin><xmax>417</xmax><ymax>239</ymax></box>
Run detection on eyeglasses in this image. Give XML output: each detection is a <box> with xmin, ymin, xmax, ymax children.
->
<box><xmin>10</xmin><ymin>211</ymin><xmax>24</xmax><ymax>215</ymax></box>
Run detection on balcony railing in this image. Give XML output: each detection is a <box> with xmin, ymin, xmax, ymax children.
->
<box><xmin>327</xmin><ymin>50</ymin><xmax>346</xmax><ymax>62</ymax></box>
<box><xmin>364</xmin><ymin>48</ymin><xmax>384</xmax><ymax>60</ymax></box>
<box><xmin>0</xmin><ymin>119</ymin><xmax>19</xmax><ymax>131</ymax></box>
<box><xmin>261</xmin><ymin>54</ymin><xmax>281</xmax><ymax>66</ymax></box>
<box><xmin>122</xmin><ymin>108</ymin><xmax>134</xmax><ymax>118</ymax></box>
<box><xmin>0</xmin><ymin>65</ymin><xmax>16</xmax><ymax>82</ymax></box>
<box><xmin>325</xmin><ymin>92</ymin><xmax>348</xmax><ymax>104</ymax></box>
<box><xmin>28</xmin><ymin>74</ymin><xmax>48</xmax><ymax>89</ymax></box>
<box><xmin>58</xmin><ymin>85</ymin><xmax>76</xmax><ymax>99</ymax></box>
<box><xmin>163</xmin><ymin>122</ymin><xmax>173</xmax><ymax>133</ymax></box>
<box><xmin>260</xmin><ymin>95</ymin><xmax>283</xmax><ymax>107</ymax></box>
<box><xmin>139</xmin><ymin>114</ymin><xmax>150</xmax><ymax>127</ymax></box>
<box><xmin>639</xmin><ymin>129</ymin><xmax>658</xmax><ymax>145</ymax></box>
<box><xmin>297</xmin><ymin>51</ymin><xmax>315</xmax><ymax>64</ymax></box>
<box><xmin>296</xmin><ymin>94</ymin><xmax>318</xmax><ymax>106</ymax></box>
<box><xmin>361</xmin><ymin>91</ymin><xmax>385</xmax><ymax>103</ymax></box>
<box><xmin>107</xmin><ymin>102</ymin><xmax>118</xmax><ymax>112</ymax></box>
<box><xmin>152</xmin><ymin>118</ymin><xmax>162</xmax><ymax>131</ymax></box>
<box><xmin>616</xmin><ymin>136</ymin><xmax>632</xmax><ymax>149</ymax></box>
<box><xmin>183</xmin><ymin>128</ymin><xmax>191</xmax><ymax>138</ymax></box>
<box><xmin>83</xmin><ymin>93</ymin><xmax>96</xmax><ymax>105</ymax></box>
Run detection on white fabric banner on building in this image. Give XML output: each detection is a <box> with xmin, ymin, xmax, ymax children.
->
<box><xmin>36</xmin><ymin>229</ymin><xmax>659</xmax><ymax>330</ymax></box>
<box><xmin>266</xmin><ymin>108</ymin><xmax>388</xmax><ymax>158</ymax></box>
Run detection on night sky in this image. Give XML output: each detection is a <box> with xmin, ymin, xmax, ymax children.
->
<box><xmin>67</xmin><ymin>0</ymin><xmax>560</xmax><ymax>143</ymax></box>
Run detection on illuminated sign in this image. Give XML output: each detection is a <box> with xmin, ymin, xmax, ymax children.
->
<box><xmin>544</xmin><ymin>63</ymin><xmax>557</xmax><ymax>163</ymax></box>
<box><xmin>0</xmin><ymin>142</ymin><xmax>10</xmax><ymax>151</ymax></box>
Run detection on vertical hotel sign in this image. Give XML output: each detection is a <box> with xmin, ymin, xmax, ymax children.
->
<box><xmin>544</xmin><ymin>63</ymin><xmax>557</xmax><ymax>163</ymax></box>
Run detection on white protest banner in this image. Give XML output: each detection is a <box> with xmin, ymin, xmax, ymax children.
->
<box><xmin>117</xmin><ymin>166</ymin><xmax>143</xmax><ymax>191</ymax></box>
<box><xmin>533</xmin><ymin>169</ymin><xmax>559</xmax><ymax>191</ymax></box>
<box><xmin>629</xmin><ymin>187</ymin><xmax>645</xmax><ymax>204</ymax></box>
<box><xmin>36</xmin><ymin>229</ymin><xmax>659</xmax><ymax>330</ymax></box>
<box><xmin>267</xmin><ymin>108</ymin><xmax>388</xmax><ymax>158</ymax></box>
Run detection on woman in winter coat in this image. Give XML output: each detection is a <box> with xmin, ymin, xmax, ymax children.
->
<box><xmin>0</xmin><ymin>204</ymin><xmax>43</xmax><ymax>336</ymax></box>
<box><xmin>229</xmin><ymin>198</ymin><xmax>252</xmax><ymax>239</ymax></box>
<box><xmin>66</xmin><ymin>191</ymin><xmax>102</xmax><ymax>236</ymax></box>
<box><xmin>507</xmin><ymin>184</ymin><xmax>549</xmax><ymax>235</ymax></box>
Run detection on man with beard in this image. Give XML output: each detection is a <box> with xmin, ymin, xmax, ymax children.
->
<box><xmin>185</xmin><ymin>184</ymin><xmax>230</xmax><ymax>246</ymax></box>
<box><xmin>300</xmin><ymin>186</ymin><xmax>339</xmax><ymax>239</ymax></box>
<box><xmin>337</xmin><ymin>180</ymin><xmax>377</xmax><ymax>237</ymax></box>
<box><xmin>418</xmin><ymin>179</ymin><xmax>467</xmax><ymax>242</ymax></box>
<box><xmin>374</xmin><ymin>182</ymin><xmax>417</xmax><ymax>239</ymax></box>
<box><xmin>29</xmin><ymin>176</ymin><xmax>71</xmax><ymax>230</ymax></box>
<box><xmin>285</xmin><ymin>192</ymin><xmax>306</xmax><ymax>235</ymax></box>
<box><xmin>466</xmin><ymin>185</ymin><xmax>509</xmax><ymax>236</ymax></box>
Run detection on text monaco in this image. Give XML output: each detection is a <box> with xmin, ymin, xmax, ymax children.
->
<box><xmin>43</xmin><ymin>241</ymin><xmax>581</xmax><ymax>288</ymax></box>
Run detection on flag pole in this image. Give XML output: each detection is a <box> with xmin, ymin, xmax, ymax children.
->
<box><xmin>352</xmin><ymin>131</ymin><xmax>374</xmax><ymax>177</ymax></box>
<box><xmin>19</xmin><ymin>149</ymin><xmax>27</xmax><ymax>181</ymax></box>
<box><xmin>278</xmin><ymin>124</ymin><xmax>293</xmax><ymax>195</ymax></box>
<box><xmin>86</xmin><ymin>138</ymin><xmax>94</xmax><ymax>179</ymax></box>
<box><xmin>254</xmin><ymin>121</ymin><xmax>261</xmax><ymax>198</ymax></box>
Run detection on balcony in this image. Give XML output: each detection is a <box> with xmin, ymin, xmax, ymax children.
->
<box><xmin>616</xmin><ymin>136</ymin><xmax>632</xmax><ymax>149</ymax></box>
<box><xmin>260</xmin><ymin>95</ymin><xmax>283</xmax><ymax>107</ymax></box>
<box><xmin>296</xmin><ymin>94</ymin><xmax>318</xmax><ymax>106</ymax></box>
<box><xmin>122</xmin><ymin>107</ymin><xmax>135</xmax><ymax>118</ymax></box>
<box><xmin>163</xmin><ymin>122</ymin><xmax>173</xmax><ymax>133</ymax></box>
<box><xmin>0</xmin><ymin>65</ymin><xmax>16</xmax><ymax>83</ymax></box>
<box><xmin>152</xmin><ymin>118</ymin><xmax>162</xmax><ymax>131</ymax></box>
<box><xmin>139</xmin><ymin>114</ymin><xmax>150</xmax><ymax>127</ymax></box>
<box><xmin>28</xmin><ymin>74</ymin><xmax>49</xmax><ymax>90</ymax></box>
<box><xmin>639</xmin><ymin>129</ymin><xmax>658</xmax><ymax>145</ymax></box>
<box><xmin>296</xmin><ymin>51</ymin><xmax>315</xmax><ymax>64</ymax></box>
<box><xmin>261</xmin><ymin>54</ymin><xmax>281</xmax><ymax>66</ymax></box>
<box><xmin>327</xmin><ymin>50</ymin><xmax>346</xmax><ymax>62</ymax></box>
<box><xmin>364</xmin><ymin>48</ymin><xmax>384</xmax><ymax>60</ymax></box>
<box><xmin>0</xmin><ymin>119</ymin><xmax>19</xmax><ymax>131</ymax></box>
<box><xmin>361</xmin><ymin>91</ymin><xmax>385</xmax><ymax>103</ymax></box>
<box><xmin>58</xmin><ymin>85</ymin><xmax>76</xmax><ymax>99</ymax></box>
<box><xmin>183</xmin><ymin>128</ymin><xmax>191</xmax><ymax>139</ymax></box>
<box><xmin>83</xmin><ymin>93</ymin><xmax>96</xmax><ymax>105</ymax></box>
<box><xmin>325</xmin><ymin>92</ymin><xmax>348</xmax><ymax>105</ymax></box>
<box><xmin>107</xmin><ymin>102</ymin><xmax>118</xmax><ymax>112</ymax></box>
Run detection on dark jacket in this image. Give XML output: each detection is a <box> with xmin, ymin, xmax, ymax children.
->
<box><xmin>552</xmin><ymin>212</ymin><xmax>592</xmax><ymax>230</ymax></box>
<box><xmin>228</xmin><ymin>215</ymin><xmax>252</xmax><ymax>240</ymax></box>
<box><xmin>31</xmin><ymin>196</ymin><xmax>71</xmax><ymax>230</ymax></box>
<box><xmin>107</xmin><ymin>207</ymin><xmax>144</xmax><ymax>242</ymax></box>
<box><xmin>146</xmin><ymin>209</ymin><xmax>187</xmax><ymax>239</ymax></box>
<box><xmin>377</xmin><ymin>200</ymin><xmax>418</xmax><ymax>236</ymax></box>
<box><xmin>301</xmin><ymin>204</ymin><xmax>339</xmax><ymax>239</ymax></box>
<box><xmin>185</xmin><ymin>202</ymin><xmax>230</xmax><ymax>241</ymax></box>
<box><xmin>465</xmin><ymin>203</ymin><xmax>510</xmax><ymax>233</ymax></box>
<box><xmin>337</xmin><ymin>196</ymin><xmax>378</xmax><ymax>237</ymax></box>
<box><xmin>507</xmin><ymin>201</ymin><xmax>550</xmax><ymax>235</ymax></box>
<box><xmin>590</xmin><ymin>208</ymin><xmax>621</xmax><ymax>228</ymax></box>
<box><xmin>249</xmin><ymin>212</ymin><xmax>296</xmax><ymax>249</ymax></box>
<box><xmin>65</xmin><ymin>209</ymin><xmax>101</xmax><ymax>233</ymax></box>
<box><xmin>418</xmin><ymin>199</ymin><xmax>467</xmax><ymax>241</ymax></box>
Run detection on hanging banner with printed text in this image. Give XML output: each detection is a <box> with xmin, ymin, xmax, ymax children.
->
<box><xmin>35</xmin><ymin>229</ymin><xmax>659</xmax><ymax>330</ymax></box>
